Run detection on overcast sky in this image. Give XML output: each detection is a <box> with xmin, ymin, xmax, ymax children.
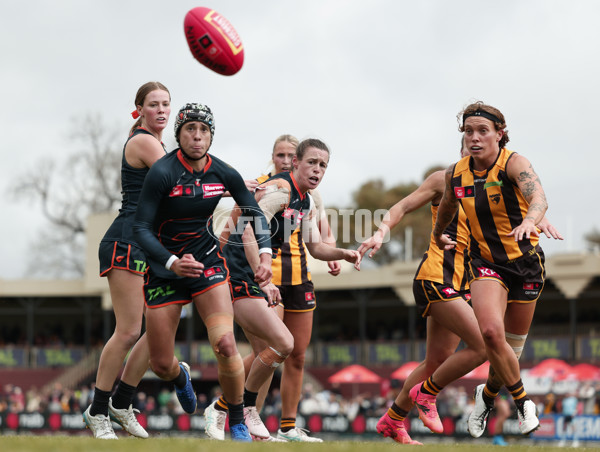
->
<box><xmin>1</xmin><ymin>0</ymin><xmax>599</xmax><ymax>279</ymax></box>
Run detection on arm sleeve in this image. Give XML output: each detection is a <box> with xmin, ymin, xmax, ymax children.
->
<box><xmin>227</xmin><ymin>167</ymin><xmax>272</xmax><ymax>252</ymax></box>
<box><xmin>133</xmin><ymin>163</ymin><xmax>176</xmax><ymax>267</ymax></box>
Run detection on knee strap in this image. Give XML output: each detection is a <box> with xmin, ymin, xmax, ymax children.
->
<box><xmin>505</xmin><ymin>332</ymin><xmax>528</xmax><ymax>359</ymax></box>
<box><xmin>217</xmin><ymin>353</ymin><xmax>245</xmax><ymax>378</ymax></box>
<box><xmin>204</xmin><ymin>312</ymin><xmax>243</xmax><ymax>377</ymax></box>
<box><xmin>204</xmin><ymin>312</ymin><xmax>234</xmax><ymax>352</ymax></box>
<box><xmin>258</xmin><ymin>346</ymin><xmax>287</xmax><ymax>368</ymax></box>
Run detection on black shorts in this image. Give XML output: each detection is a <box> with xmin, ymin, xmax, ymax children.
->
<box><xmin>277</xmin><ymin>281</ymin><xmax>316</xmax><ymax>312</ymax></box>
<box><xmin>224</xmin><ymin>243</ymin><xmax>267</xmax><ymax>302</ymax></box>
<box><xmin>229</xmin><ymin>277</ymin><xmax>267</xmax><ymax>302</ymax></box>
<box><xmin>413</xmin><ymin>279</ymin><xmax>470</xmax><ymax>317</ymax></box>
<box><xmin>99</xmin><ymin>240</ymin><xmax>148</xmax><ymax>276</ymax></box>
<box><xmin>144</xmin><ymin>252</ymin><xmax>229</xmax><ymax>309</ymax></box>
<box><xmin>467</xmin><ymin>246</ymin><xmax>545</xmax><ymax>303</ymax></box>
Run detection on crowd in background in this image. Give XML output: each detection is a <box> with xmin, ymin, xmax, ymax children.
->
<box><xmin>2</xmin><ymin>378</ymin><xmax>600</xmax><ymax>420</ymax></box>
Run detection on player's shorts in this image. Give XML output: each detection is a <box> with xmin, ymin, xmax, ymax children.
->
<box><xmin>223</xmin><ymin>242</ymin><xmax>268</xmax><ymax>302</ymax></box>
<box><xmin>229</xmin><ymin>277</ymin><xmax>267</xmax><ymax>302</ymax></box>
<box><xmin>144</xmin><ymin>252</ymin><xmax>229</xmax><ymax>309</ymax></box>
<box><xmin>467</xmin><ymin>246</ymin><xmax>545</xmax><ymax>303</ymax></box>
<box><xmin>277</xmin><ymin>281</ymin><xmax>316</xmax><ymax>312</ymax></box>
<box><xmin>99</xmin><ymin>240</ymin><xmax>148</xmax><ymax>276</ymax></box>
<box><xmin>413</xmin><ymin>279</ymin><xmax>470</xmax><ymax>317</ymax></box>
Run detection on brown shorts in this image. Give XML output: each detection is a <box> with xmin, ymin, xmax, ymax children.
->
<box><xmin>277</xmin><ymin>281</ymin><xmax>316</xmax><ymax>312</ymax></box>
<box><xmin>413</xmin><ymin>279</ymin><xmax>470</xmax><ymax>317</ymax></box>
<box><xmin>467</xmin><ymin>246</ymin><xmax>545</xmax><ymax>303</ymax></box>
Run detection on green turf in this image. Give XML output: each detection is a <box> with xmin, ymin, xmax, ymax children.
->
<box><xmin>0</xmin><ymin>436</ymin><xmax>596</xmax><ymax>452</ymax></box>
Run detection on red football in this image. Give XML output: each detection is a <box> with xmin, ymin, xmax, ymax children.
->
<box><xmin>184</xmin><ymin>7</ymin><xmax>244</xmax><ymax>76</ymax></box>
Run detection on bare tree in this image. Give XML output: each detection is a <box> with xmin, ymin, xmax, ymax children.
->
<box><xmin>9</xmin><ymin>113</ymin><xmax>122</xmax><ymax>278</ymax></box>
<box><xmin>585</xmin><ymin>228</ymin><xmax>600</xmax><ymax>251</ymax></box>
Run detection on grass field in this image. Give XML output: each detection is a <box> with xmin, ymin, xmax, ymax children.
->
<box><xmin>0</xmin><ymin>436</ymin><xmax>596</xmax><ymax>452</ymax></box>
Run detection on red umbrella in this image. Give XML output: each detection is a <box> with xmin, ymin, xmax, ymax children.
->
<box><xmin>390</xmin><ymin>361</ymin><xmax>420</xmax><ymax>380</ymax></box>
<box><xmin>556</xmin><ymin>363</ymin><xmax>600</xmax><ymax>381</ymax></box>
<box><xmin>528</xmin><ymin>358</ymin><xmax>572</xmax><ymax>378</ymax></box>
<box><xmin>328</xmin><ymin>364</ymin><xmax>382</xmax><ymax>384</ymax></box>
<box><xmin>461</xmin><ymin>361</ymin><xmax>490</xmax><ymax>380</ymax></box>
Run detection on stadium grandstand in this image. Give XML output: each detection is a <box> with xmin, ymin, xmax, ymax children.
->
<box><xmin>1</xmin><ymin>213</ymin><xmax>600</xmax><ymax>442</ymax></box>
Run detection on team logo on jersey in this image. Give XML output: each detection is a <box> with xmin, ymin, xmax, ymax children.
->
<box><xmin>455</xmin><ymin>186</ymin><xmax>475</xmax><ymax>199</ymax></box>
<box><xmin>442</xmin><ymin>287</ymin><xmax>458</xmax><ymax>297</ymax></box>
<box><xmin>489</xmin><ymin>193</ymin><xmax>501</xmax><ymax>204</ymax></box>
<box><xmin>169</xmin><ymin>184</ymin><xmax>195</xmax><ymax>197</ymax></box>
<box><xmin>282</xmin><ymin>208</ymin><xmax>305</xmax><ymax>225</ymax></box>
<box><xmin>305</xmin><ymin>292</ymin><xmax>315</xmax><ymax>302</ymax></box>
<box><xmin>477</xmin><ymin>267</ymin><xmax>501</xmax><ymax>279</ymax></box>
<box><xmin>202</xmin><ymin>183</ymin><xmax>225</xmax><ymax>198</ymax></box>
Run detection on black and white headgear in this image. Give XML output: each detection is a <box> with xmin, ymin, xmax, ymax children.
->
<box><xmin>174</xmin><ymin>103</ymin><xmax>215</xmax><ymax>143</ymax></box>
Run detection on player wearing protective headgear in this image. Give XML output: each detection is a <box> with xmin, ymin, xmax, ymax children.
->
<box><xmin>133</xmin><ymin>102</ymin><xmax>273</xmax><ymax>442</ymax></box>
<box><xmin>174</xmin><ymin>103</ymin><xmax>215</xmax><ymax>140</ymax></box>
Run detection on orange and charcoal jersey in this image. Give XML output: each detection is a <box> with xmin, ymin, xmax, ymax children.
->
<box><xmin>256</xmin><ymin>173</ymin><xmax>312</xmax><ymax>286</ymax></box>
<box><xmin>451</xmin><ymin>148</ymin><xmax>540</xmax><ymax>265</ymax></box>
<box><xmin>414</xmin><ymin>203</ymin><xmax>470</xmax><ymax>291</ymax></box>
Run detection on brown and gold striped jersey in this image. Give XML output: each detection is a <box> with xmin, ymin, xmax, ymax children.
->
<box><xmin>256</xmin><ymin>173</ymin><xmax>312</xmax><ymax>285</ymax></box>
<box><xmin>451</xmin><ymin>148</ymin><xmax>539</xmax><ymax>264</ymax></box>
<box><xmin>415</xmin><ymin>204</ymin><xmax>470</xmax><ymax>291</ymax></box>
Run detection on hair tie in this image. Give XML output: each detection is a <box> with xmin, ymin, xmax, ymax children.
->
<box><xmin>131</xmin><ymin>110</ymin><xmax>140</xmax><ymax>119</ymax></box>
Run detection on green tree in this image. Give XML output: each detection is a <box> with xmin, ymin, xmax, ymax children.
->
<box><xmin>9</xmin><ymin>113</ymin><xmax>122</xmax><ymax>278</ymax></box>
<box><xmin>330</xmin><ymin>165</ymin><xmax>445</xmax><ymax>264</ymax></box>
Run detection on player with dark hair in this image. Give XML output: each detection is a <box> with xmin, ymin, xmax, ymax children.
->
<box><xmin>262</xmin><ymin>137</ymin><xmax>342</xmax><ymax>442</ymax></box>
<box><xmin>361</xmin><ymin>134</ymin><xmax>561</xmax><ymax>444</ymax></box>
<box><xmin>435</xmin><ymin>101</ymin><xmax>552</xmax><ymax>437</ymax></box>
<box><xmin>205</xmin><ymin>138</ymin><xmax>360</xmax><ymax>442</ymax></box>
<box><xmin>132</xmin><ymin>103</ymin><xmax>272</xmax><ymax>442</ymax></box>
